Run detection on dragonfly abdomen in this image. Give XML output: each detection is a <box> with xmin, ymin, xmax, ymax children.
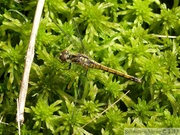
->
<box><xmin>89</xmin><ymin>61</ymin><xmax>141</xmax><ymax>83</ymax></box>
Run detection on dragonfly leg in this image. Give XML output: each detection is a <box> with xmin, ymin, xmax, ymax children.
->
<box><xmin>68</xmin><ymin>63</ymin><xmax>72</xmax><ymax>70</ymax></box>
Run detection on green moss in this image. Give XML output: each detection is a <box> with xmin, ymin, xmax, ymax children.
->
<box><xmin>0</xmin><ymin>0</ymin><xmax>180</xmax><ymax>134</ymax></box>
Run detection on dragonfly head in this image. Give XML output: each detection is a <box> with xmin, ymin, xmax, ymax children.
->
<box><xmin>59</xmin><ymin>50</ymin><xmax>71</xmax><ymax>62</ymax></box>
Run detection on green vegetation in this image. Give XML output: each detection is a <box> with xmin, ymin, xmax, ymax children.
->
<box><xmin>1</xmin><ymin>0</ymin><xmax>180</xmax><ymax>134</ymax></box>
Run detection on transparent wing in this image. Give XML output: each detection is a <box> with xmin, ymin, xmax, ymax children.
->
<box><xmin>48</xmin><ymin>10</ymin><xmax>86</xmax><ymax>54</ymax></box>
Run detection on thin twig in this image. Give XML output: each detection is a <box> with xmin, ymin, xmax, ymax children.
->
<box><xmin>16</xmin><ymin>98</ymin><xmax>20</xmax><ymax>135</ymax></box>
<box><xmin>16</xmin><ymin>0</ymin><xmax>45</xmax><ymax>125</ymax></box>
<box><xmin>151</xmin><ymin>34</ymin><xmax>177</xmax><ymax>39</ymax></box>
<box><xmin>0</xmin><ymin>117</ymin><xmax>8</xmax><ymax>125</ymax></box>
<box><xmin>73</xmin><ymin>90</ymin><xmax>130</xmax><ymax>135</ymax></box>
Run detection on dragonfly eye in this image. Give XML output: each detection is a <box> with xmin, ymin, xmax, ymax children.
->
<box><xmin>59</xmin><ymin>50</ymin><xmax>70</xmax><ymax>62</ymax></box>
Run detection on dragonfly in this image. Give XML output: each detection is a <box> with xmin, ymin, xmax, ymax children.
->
<box><xmin>60</xmin><ymin>50</ymin><xmax>141</xmax><ymax>83</ymax></box>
